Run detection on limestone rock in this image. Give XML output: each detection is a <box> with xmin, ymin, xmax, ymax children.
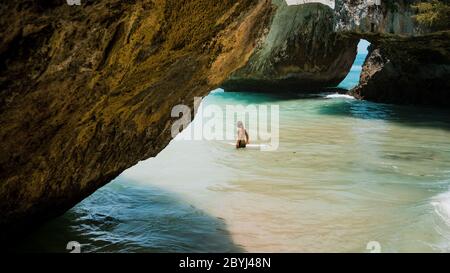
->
<box><xmin>0</xmin><ymin>0</ymin><xmax>274</xmax><ymax>236</ymax></box>
<box><xmin>222</xmin><ymin>0</ymin><xmax>358</xmax><ymax>92</ymax></box>
<box><xmin>351</xmin><ymin>32</ymin><xmax>450</xmax><ymax>106</ymax></box>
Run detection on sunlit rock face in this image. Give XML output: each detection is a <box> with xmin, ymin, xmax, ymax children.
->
<box><xmin>221</xmin><ymin>0</ymin><xmax>358</xmax><ymax>92</ymax></box>
<box><xmin>334</xmin><ymin>0</ymin><xmax>416</xmax><ymax>34</ymax></box>
<box><xmin>0</xmin><ymin>0</ymin><xmax>275</xmax><ymax>236</ymax></box>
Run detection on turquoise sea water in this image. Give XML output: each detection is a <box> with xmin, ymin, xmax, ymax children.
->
<box><xmin>10</xmin><ymin>48</ymin><xmax>450</xmax><ymax>253</ymax></box>
<box><xmin>338</xmin><ymin>54</ymin><xmax>367</xmax><ymax>90</ymax></box>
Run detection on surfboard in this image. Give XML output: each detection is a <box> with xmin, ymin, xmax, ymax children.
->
<box><xmin>226</xmin><ymin>142</ymin><xmax>271</xmax><ymax>150</ymax></box>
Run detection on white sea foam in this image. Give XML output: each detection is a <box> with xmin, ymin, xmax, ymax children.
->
<box><xmin>325</xmin><ymin>93</ymin><xmax>355</xmax><ymax>100</ymax></box>
<box><xmin>210</xmin><ymin>88</ymin><xmax>224</xmax><ymax>94</ymax></box>
<box><xmin>431</xmin><ymin>189</ymin><xmax>450</xmax><ymax>227</ymax></box>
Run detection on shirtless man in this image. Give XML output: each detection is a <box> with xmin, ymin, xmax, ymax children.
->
<box><xmin>236</xmin><ymin>121</ymin><xmax>249</xmax><ymax>149</ymax></box>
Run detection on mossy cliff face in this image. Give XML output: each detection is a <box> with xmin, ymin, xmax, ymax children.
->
<box><xmin>222</xmin><ymin>0</ymin><xmax>359</xmax><ymax>92</ymax></box>
<box><xmin>0</xmin><ymin>0</ymin><xmax>274</xmax><ymax>235</ymax></box>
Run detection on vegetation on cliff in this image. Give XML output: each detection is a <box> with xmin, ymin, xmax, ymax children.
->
<box><xmin>412</xmin><ymin>0</ymin><xmax>450</xmax><ymax>31</ymax></box>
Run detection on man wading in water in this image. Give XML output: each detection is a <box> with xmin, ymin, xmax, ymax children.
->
<box><xmin>236</xmin><ymin>121</ymin><xmax>249</xmax><ymax>149</ymax></box>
